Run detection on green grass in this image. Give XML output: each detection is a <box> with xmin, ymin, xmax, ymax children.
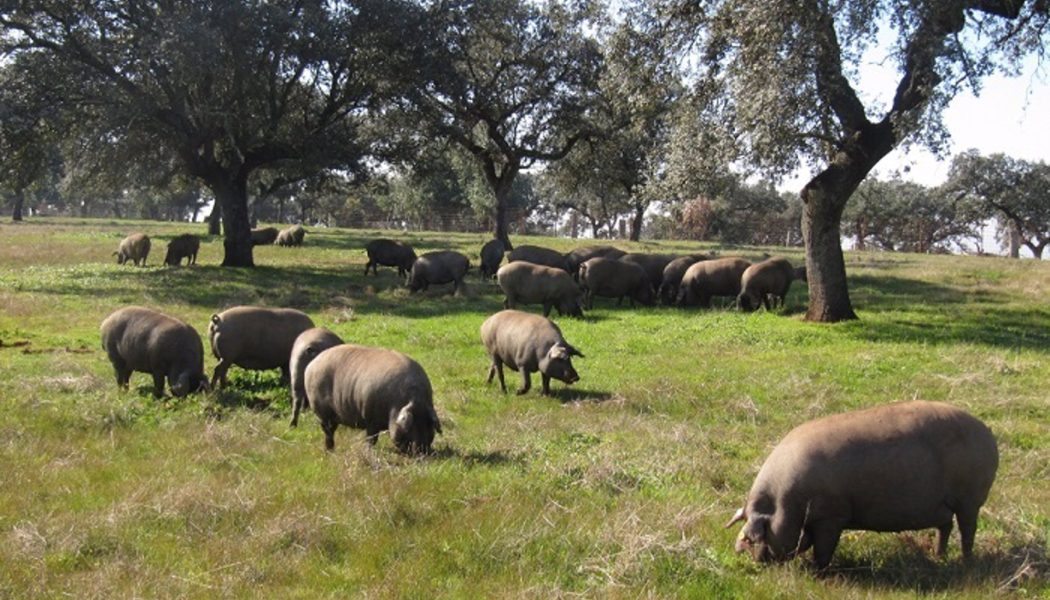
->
<box><xmin>0</xmin><ymin>217</ymin><xmax>1047</xmax><ymax>598</ymax></box>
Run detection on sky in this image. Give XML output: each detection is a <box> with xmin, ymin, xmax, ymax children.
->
<box><xmin>781</xmin><ymin>51</ymin><xmax>1049</xmax><ymax>192</ymax></box>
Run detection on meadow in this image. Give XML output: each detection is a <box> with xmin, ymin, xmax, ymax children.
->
<box><xmin>0</xmin><ymin>217</ymin><xmax>1047</xmax><ymax>598</ymax></box>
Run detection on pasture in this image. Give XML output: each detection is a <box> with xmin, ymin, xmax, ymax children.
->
<box><xmin>0</xmin><ymin>218</ymin><xmax>1047</xmax><ymax>598</ymax></box>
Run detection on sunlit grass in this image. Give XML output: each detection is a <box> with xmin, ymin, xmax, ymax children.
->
<box><xmin>0</xmin><ymin>217</ymin><xmax>1046</xmax><ymax>597</ymax></box>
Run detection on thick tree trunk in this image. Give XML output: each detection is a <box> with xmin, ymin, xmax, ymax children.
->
<box><xmin>802</xmin><ymin>181</ymin><xmax>857</xmax><ymax>322</ymax></box>
<box><xmin>208</xmin><ymin>177</ymin><xmax>254</xmax><ymax>267</ymax></box>
<box><xmin>629</xmin><ymin>204</ymin><xmax>645</xmax><ymax>241</ymax></box>
<box><xmin>11</xmin><ymin>189</ymin><xmax>24</xmax><ymax>222</ymax></box>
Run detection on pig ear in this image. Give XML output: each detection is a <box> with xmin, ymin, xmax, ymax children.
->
<box><xmin>725</xmin><ymin>507</ymin><xmax>746</xmax><ymax>529</ymax></box>
<box><xmin>565</xmin><ymin>343</ymin><xmax>584</xmax><ymax>359</ymax></box>
<box><xmin>396</xmin><ymin>403</ymin><xmax>414</xmax><ymax>430</ymax></box>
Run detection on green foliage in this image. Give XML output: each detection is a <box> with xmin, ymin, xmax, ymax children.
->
<box><xmin>0</xmin><ymin>218</ymin><xmax>1047</xmax><ymax>596</ymax></box>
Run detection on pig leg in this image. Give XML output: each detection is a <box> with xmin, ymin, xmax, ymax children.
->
<box><xmin>809</xmin><ymin>521</ymin><xmax>843</xmax><ymax>570</ymax></box>
<box><xmin>364</xmin><ymin>260</ymin><xmax>373</xmax><ymax>276</ymax></box>
<box><xmin>956</xmin><ymin>506</ymin><xmax>980</xmax><ymax>560</ymax></box>
<box><xmin>543</xmin><ymin>302</ymin><xmax>553</xmax><ymax>317</ymax></box>
<box><xmin>115</xmin><ymin>367</ymin><xmax>132</xmax><ymax>390</ymax></box>
<box><xmin>936</xmin><ymin>520</ymin><xmax>954</xmax><ymax>557</ymax></box>
<box><xmin>151</xmin><ymin>373</ymin><xmax>166</xmax><ymax>398</ymax></box>
<box><xmin>487</xmin><ymin>357</ymin><xmax>508</xmax><ymax>393</ymax></box>
<box><xmin>541</xmin><ymin>374</ymin><xmax>551</xmax><ymax>396</ymax></box>
<box><xmin>321</xmin><ymin>420</ymin><xmax>337</xmax><ymax>451</ymax></box>
<box><xmin>516</xmin><ymin>370</ymin><xmax>531</xmax><ymax>395</ymax></box>
<box><xmin>365</xmin><ymin>425</ymin><xmax>382</xmax><ymax>445</ymax></box>
<box><xmin>211</xmin><ymin>360</ymin><xmax>231</xmax><ymax>389</ymax></box>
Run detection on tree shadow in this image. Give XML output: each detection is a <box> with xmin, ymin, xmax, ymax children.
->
<box><xmin>845</xmin><ymin>275</ymin><xmax>1050</xmax><ymax>352</ymax></box>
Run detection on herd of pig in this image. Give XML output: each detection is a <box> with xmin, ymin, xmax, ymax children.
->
<box><xmin>112</xmin><ymin>225</ymin><xmax>306</xmax><ymax>266</ymax></box>
<box><xmin>101</xmin><ymin>232</ymin><xmax>1000</xmax><ymax>571</ymax></box>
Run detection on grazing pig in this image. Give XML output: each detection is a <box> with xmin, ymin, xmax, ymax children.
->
<box><xmin>163</xmin><ymin>234</ymin><xmax>200</xmax><ymax>266</ymax></box>
<box><xmin>289</xmin><ymin>327</ymin><xmax>344</xmax><ymax>427</ymax></box>
<box><xmin>497</xmin><ymin>261</ymin><xmax>584</xmax><ymax>318</ymax></box>
<box><xmin>564</xmin><ymin>245</ymin><xmax>626</xmax><ymax>279</ymax></box>
<box><xmin>100</xmin><ymin>306</ymin><xmax>209</xmax><ymax>398</ymax></box>
<box><xmin>208</xmin><ymin>306</ymin><xmax>315</xmax><ymax>388</ymax></box>
<box><xmin>579</xmin><ymin>257</ymin><xmax>654</xmax><ymax>309</ymax></box>
<box><xmin>794</xmin><ymin>265</ymin><xmax>808</xmax><ymax>283</ymax></box>
<box><xmin>275</xmin><ymin>224</ymin><xmax>306</xmax><ymax>247</ymax></box>
<box><xmin>479</xmin><ymin>238</ymin><xmax>506</xmax><ymax>279</ymax></box>
<box><xmin>115</xmin><ymin>233</ymin><xmax>151</xmax><ymax>266</ymax></box>
<box><xmin>658</xmin><ymin>255</ymin><xmax>711</xmax><ymax>305</ymax></box>
<box><xmin>508</xmin><ymin>245</ymin><xmax>570</xmax><ymax>272</ymax></box>
<box><xmin>303</xmin><ymin>344</ymin><xmax>442</xmax><ymax>454</ymax></box>
<box><xmin>407</xmin><ymin>250</ymin><xmax>470</xmax><ymax>294</ymax></box>
<box><xmin>364</xmin><ymin>238</ymin><xmax>417</xmax><ymax>278</ymax></box>
<box><xmin>727</xmin><ymin>401</ymin><xmax>998</xmax><ymax>569</ymax></box>
<box><xmin>618</xmin><ymin>253</ymin><xmax>677</xmax><ymax>292</ymax></box>
<box><xmin>250</xmin><ymin>227</ymin><xmax>279</xmax><ymax>246</ymax></box>
<box><xmin>481</xmin><ymin>310</ymin><xmax>584</xmax><ymax>396</ymax></box>
<box><xmin>737</xmin><ymin>257</ymin><xmax>798</xmax><ymax>312</ymax></box>
<box><xmin>678</xmin><ymin>257</ymin><xmax>751</xmax><ymax>308</ymax></box>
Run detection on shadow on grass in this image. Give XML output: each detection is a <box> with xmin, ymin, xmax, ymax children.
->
<box><xmin>846</xmin><ymin>275</ymin><xmax>1050</xmax><ymax>352</ymax></box>
<box><xmin>551</xmin><ymin>388</ymin><xmax>614</xmax><ymax>404</ymax></box>
<box><xmin>430</xmin><ymin>446</ymin><xmax>526</xmax><ymax>468</ymax></box>
<box><xmin>826</xmin><ymin>540</ymin><xmax>1048</xmax><ymax>594</ymax></box>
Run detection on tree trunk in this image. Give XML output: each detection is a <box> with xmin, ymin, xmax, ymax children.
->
<box><xmin>208</xmin><ymin>177</ymin><xmax>254</xmax><ymax>267</ymax></box>
<box><xmin>208</xmin><ymin>202</ymin><xmax>222</xmax><ymax>235</ymax></box>
<box><xmin>629</xmin><ymin>204</ymin><xmax>645</xmax><ymax>241</ymax></box>
<box><xmin>1007</xmin><ymin>219</ymin><xmax>1022</xmax><ymax>258</ymax></box>
<box><xmin>1024</xmin><ymin>239</ymin><xmax>1047</xmax><ymax>259</ymax></box>
<box><xmin>802</xmin><ymin>181</ymin><xmax>857</xmax><ymax>322</ymax></box>
<box><xmin>493</xmin><ymin>185</ymin><xmax>514</xmax><ymax>251</ymax></box>
<box><xmin>11</xmin><ymin>189</ymin><xmax>24</xmax><ymax>222</ymax></box>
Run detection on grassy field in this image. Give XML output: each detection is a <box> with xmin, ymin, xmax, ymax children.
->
<box><xmin>0</xmin><ymin>217</ymin><xmax>1047</xmax><ymax>598</ymax></box>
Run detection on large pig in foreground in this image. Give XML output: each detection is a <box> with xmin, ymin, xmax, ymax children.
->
<box><xmin>208</xmin><ymin>306</ymin><xmax>315</xmax><ymax>388</ymax></box>
<box><xmin>481</xmin><ymin>309</ymin><xmax>583</xmax><ymax>396</ymax></box>
<box><xmin>100</xmin><ymin>306</ymin><xmax>209</xmax><ymax>398</ymax></box>
<box><xmin>727</xmin><ymin>401</ymin><xmax>998</xmax><ymax>569</ymax></box>
<box><xmin>289</xmin><ymin>327</ymin><xmax>344</xmax><ymax>427</ymax></box>
<box><xmin>737</xmin><ymin>257</ymin><xmax>798</xmax><ymax>311</ymax></box>
<box><xmin>364</xmin><ymin>238</ymin><xmax>417</xmax><ymax>278</ymax></box>
<box><xmin>115</xmin><ymin>233</ymin><xmax>151</xmax><ymax>266</ymax></box>
<box><xmin>303</xmin><ymin>344</ymin><xmax>442</xmax><ymax>454</ymax></box>
<box><xmin>497</xmin><ymin>261</ymin><xmax>584</xmax><ymax>318</ymax></box>
<box><xmin>407</xmin><ymin>250</ymin><xmax>470</xmax><ymax>294</ymax></box>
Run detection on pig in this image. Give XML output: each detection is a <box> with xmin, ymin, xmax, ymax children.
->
<box><xmin>479</xmin><ymin>238</ymin><xmax>506</xmax><ymax>279</ymax></box>
<box><xmin>163</xmin><ymin>234</ymin><xmax>200</xmax><ymax>266</ymax></box>
<box><xmin>407</xmin><ymin>250</ymin><xmax>470</xmax><ymax>294</ymax></box>
<box><xmin>208</xmin><ymin>306</ymin><xmax>315</xmax><ymax>388</ymax></box>
<box><xmin>564</xmin><ymin>245</ymin><xmax>626</xmax><ymax>279</ymax></box>
<box><xmin>726</xmin><ymin>401</ymin><xmax>998</xmax><ymax>570</ymax></box>
<box><xmin>496</xmin><ymin>261</ymin><xmax>584</xmax><ymax>318</ymax></box>
<box><xmin>578</xmin><ymin>257</ymin><xmax>654</xmax><ymax>309</ymax></box>
<box><xmin>507</xmin><ymin>245</ymin><xmax>570</xmax><ymax>272</ymax></box>
<box><xmin>364</xmin><ymin>238</ymin><xmax>417</xmax><ymax>278</ymax></box>
<box><xmin>275</xmin><ymin>224</ymin><xmax>306</xmax><ymax>247</ymax></box>
<box><xmin>100</xmin><ymin>306</ymin><xmax>209</xmax><ymax>398</ymax></box>
<box><xmin>303</xmin><ymin>344</ymin><xmax>442</xmax><ymax>454</ymax></box>
<box><xmin>658</xmin><ymin>254</ymin><xmax>712</xmax><ymax>305</ymax></box>
<box><xmin>737</xmin><ymin>257</ymin><xmax>799</xmax><ymax>311</ymax></box>
<box><xmin>481</xmin><ymin>309</ymin><xmax>584</xmax><ymax>396</ymax></box>
<box><xmin>678</xmin><ymin>257</ymin><xmax>751</xmax><ymax>308</ymax></box>
<box><xmin>289</xmin><ymin>327</ymin><xmax>344</xmax><ymax>427</ymax></box>
<box><xmin>115</xmin><ymin>233</ymin><xmax>151</xmax><ymax>266</ymax></box>
<box><xmin>250</xmin><ymin>227</ymin><xmax>279</xmax><ymax>246</ymax></box>
<box><xmin>618</xmin><ymin>253</ymin><xmax>677</xmax><ymax>292</ymax></box>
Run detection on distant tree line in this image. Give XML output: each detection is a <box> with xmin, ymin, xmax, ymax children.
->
<box><xmin>2</xmin><ymin>0</ymin><xmax>1045</xmax><ymax>320</ymax></box>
